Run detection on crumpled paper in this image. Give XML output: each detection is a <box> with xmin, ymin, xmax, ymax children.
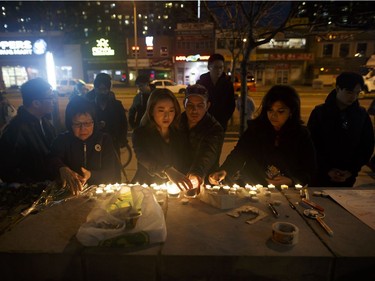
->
<box><xmin>226</xmin><ymin>205</ymin><xmax>268</xmax><ymax>224</ymax></box>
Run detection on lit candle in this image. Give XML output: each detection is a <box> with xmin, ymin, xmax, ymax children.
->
<box><xmin>295</xmin><ymin>184</ymin><xmax>303</xmax><ymax>190</ymax></box>
<box><xmin>255</xmin><ymin>184</ymin><xmax>263</xmax><ymax>189</ymax></box>
<box><xmin>167</xmin><ymin>183</ymin><xmax>180</xmax><ymax>198</ymax></box>
<box><xmin>222</xmin><ymin>185</ymin><xmax>230</xmax><ymax>193</ymax></box>
<box><xmin>249</xmin><ymin>190</ymin><xmax>257</xmax><ymax>197</ymax></box>
<box><xmin>245</xmin><ymin>184</ymin><xmax>252</xmax><ymax>190</ymax></box>
<box><xmin>232</xmin><ymin>184</ymin><xmax>240</xmax><ymax>189</ymax></box>
<box><xmin>268</xmin><ymin>184</ymin><xmax>275</xmax><ymax>189</ymax></box>
<box><xmin>281</xmin><ymin>184</ymin><xmax>289</xmax><ymax>190</ymax></box>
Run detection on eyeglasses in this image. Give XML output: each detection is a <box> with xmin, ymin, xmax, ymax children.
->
<box><xmin>72</xmin><ymin>121</ymin><xmax>94</xmax><ymax>129</ymax></box>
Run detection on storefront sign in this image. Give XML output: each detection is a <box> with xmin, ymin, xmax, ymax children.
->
<box><xmin>175</xmin><ymin>54</ymin><xmax>210</xmax><ymax>62</ymax></box>
<box><xmin>268</xmin><ymin>53</ymin><xmax>313</xmax><ymax>61</ymax></box>
<box><xmin>92</xmin><ymin>38</ymin><xmax>115</xmax><ymax>56</ymax></box>
<box><xmin>0</xmin><ymin>39</ymin><xmax>47</xmax><ymax>55</ymax></box>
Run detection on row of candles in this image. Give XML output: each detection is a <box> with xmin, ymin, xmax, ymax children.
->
<box><xmin>93</xmin><ymin>182</ymin><xmax>304</xmax><ymax>198</ymax></box>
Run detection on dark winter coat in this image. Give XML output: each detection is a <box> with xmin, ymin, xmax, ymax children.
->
<box><xmin>307</xmin><ymin>89</ymin><xmax>374</xmax><ymax>187</ymax></box>
<box><xmin>86</xmin><ymin>90</ymin><xmax>128</xmax><ymax>152</ymax></box>
<box><xmin>197</xmin><ymin>72</ymin><xmax>235</xmax><ymax>131</ymax></box>
<box><xmin>0</xmin><ymin>106</ymin><xmax>56</xmax><ymax>183</ymax></box>
<box><xmin>49</xmin><ymin>130</ymin><xmax>121</xmax><ymax>185</ymax></box>
<box><xmin>128</xmin><ymin>91</ymin><xmax>150</xmax><ymax>129</ymax></box>
<box><xmin>220</xmin><ymin>119</ymin><xmax>317</xmax><ymax>186</ymax></box>
<box><xmin>180</xmin><ymin>112</ymin><xmax>224</xmax><ymax>181</ymax></box>
<box><xmin>132</xmin><ymin>126</ymin><xmax>189</xmax><ymax>185</ymax></box>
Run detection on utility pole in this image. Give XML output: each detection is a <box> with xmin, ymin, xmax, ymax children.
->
<box><xmin>133</xmin><ymin>1</ymin><xmax>138</xmax><ymax>78</ymax></box>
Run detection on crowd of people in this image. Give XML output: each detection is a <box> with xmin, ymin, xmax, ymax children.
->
<box><xmin>0</xmin><ymin>53</ymin><xmax>374</xmax><ymax>194</ymax></box>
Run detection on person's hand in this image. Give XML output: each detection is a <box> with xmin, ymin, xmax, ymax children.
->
<box><xmin>80</xmin><ymin>167</ymin><xmax>91</xmax><ymax>186</ymax></box>
<box><xmin>188</xmin><ymin>173</ymin><xmax>203</xmax><ymax>189</ymax></box>
<box><xmin>328</xmin><ymin>168</ymin><xmax>352</xmax><ymax>183</ymax></box>
<box><xmin>266</xmin><ymin>175</ymin><xmax>293</xmax><ymax>187</ymax></box>
<box><xmin>164</xmin><ymin>167</ymin><xmax>193</xmax><ymax>190</ymax></box>
<box><xmin>208</xmin><ymin>170</ymin><xmax>227</xmax><ymax>185</ymax></box>
<box><xmin>59</xmin><ymin>167</ymin><xmax>84</xmax><ymax>196</ymax></box>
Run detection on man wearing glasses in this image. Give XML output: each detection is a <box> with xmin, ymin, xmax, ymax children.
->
<box><xmin>0</xmin><ymin>78</ymin><xmax>56</xmax><ymax>183</ymax></box>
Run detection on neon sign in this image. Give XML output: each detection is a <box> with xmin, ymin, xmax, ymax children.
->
<box><xmin>0</xmin><ymin>39</ymin><xmax>47</xmax><ymax>56</ymax></box>
<box><xmin>175</xmin><ymin>54</ymin><xmax>210</xmax><ymax>62</ymax></box>
<box><xmin>92</xmin><ymin>38</ymin><xmax>115</xmax><ymax>56</ymax></box>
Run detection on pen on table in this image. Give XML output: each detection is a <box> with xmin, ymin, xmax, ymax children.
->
<box><xmin>268</xmin><ymin>202</ymin><xmax>279</xmax><ymax>218</ymax></box>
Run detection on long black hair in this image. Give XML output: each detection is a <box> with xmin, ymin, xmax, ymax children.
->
<box><xmin>256</xmin><ymin>85</ymin><xmax>303</xmax><ymax>126</ymax></box>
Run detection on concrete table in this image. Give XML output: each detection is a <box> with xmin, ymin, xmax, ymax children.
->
<box><xmin>0</xmin><ymin>197</ymin><xmax>162</xmax><ymax>281</ymax></box>
<box><xmin>284</xmin><ymin>187</ymin><xmax>375</xmax><ymax>281</ymax></box>
<box><xmin>160</xmin><ymin>189</ymin><xmax>333</xmax><ymax>281</ymax></box>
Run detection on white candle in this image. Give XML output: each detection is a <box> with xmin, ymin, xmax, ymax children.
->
<box><xmin>281</xmin><ymin>184</ymin><xmax>289</xmax><ymax>190</ymax></box>
<box><xmin>295</xmin><ymin>184</ymin><xmax>303</xmax><ymax>190</ymax></box>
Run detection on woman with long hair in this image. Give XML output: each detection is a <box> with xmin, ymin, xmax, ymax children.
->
<box><xmin>209</xmin><ymin>85</ymin><xmax>317</xmax><ymax>187</ymax></box>
<box><xmin>132</xmin><ymin>88</ymin><xmax>192</xmax><ymax>190</ymax></box>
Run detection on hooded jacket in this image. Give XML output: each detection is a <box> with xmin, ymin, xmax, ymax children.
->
<box><xmin>307</xmin><ymin>89</ymin><xmax>374</xmax><ymax>187</ymax></box>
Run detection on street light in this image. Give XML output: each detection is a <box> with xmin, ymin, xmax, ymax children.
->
<box><xmin>133</xmin><ymin>0</ymin><xmax>138</xmax><ymax>78</ymax></box>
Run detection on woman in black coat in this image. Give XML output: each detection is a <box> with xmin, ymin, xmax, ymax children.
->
<box><xmin>132</xmin><ymin>89</ymin><xmax>192</xmax><ymax>190</ymax></box>
<box><xmin>209</xmin><ymin>85</ymin><xmax>317</xmax><ymax>187</ymax></box>
<box><xmin>49</xmin><ymin>96</ymin><xmax>121</xmax><ymax>195</ymax></box>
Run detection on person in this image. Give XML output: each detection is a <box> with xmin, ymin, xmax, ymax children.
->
<box><xmin>49</xmin><ymin>96</ymin><xmax>121</xmax><ymax>195</ymax></box>
<box><xmin>209</xmin><ymin>85</ymin><xmax>317</xmax><ymax>187</ymax></box>
<box><xmin>307</xmin><ymin>72</ymin><xmax>374</xmax><ymax>187</ymax></box>
<box><xmin>128</xmin><ymin>74</ymin><xmax>152</xmax><ymax>130</ymax></box>
<box><xmin>0</xmin><ymin>92</ymin><xmax>17</xmax><ymax>130</ymax></box>
<box><xmin>180</xmin><ymin>84</ymin><xmax>224</xmax><ymax>189</ymax></box>
<box><xmin>236</xmin><ymin>92</ymin><xmax>256</xmax><ymax>122</ymax></box>
<box><xmin>0</xmin><ymin>78</ymin><xmax>56</xmax><ymax>183</ymax></box>
<box><xmin>69</xmin><ymin>81</ymin><xmax>88</xmax><ymax>101</ymax></box>
<box><xmin>85</xmin><ymin>73</ymin><xmax>128</xmax><ymax>157</ymax></box>
<box><xmin>197</xmin><ymin>53</ymin><xmax>235</xmax><ymax>131</ymax></box>
<box><xmin>132</xmin><ymin>88</ymin><xmax>193</xmax><ymax>190</ymax></box>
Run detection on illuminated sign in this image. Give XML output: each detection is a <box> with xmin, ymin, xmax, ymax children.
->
<box><xmin>0</xmin><ymin>39</ymin><xmax>47</xmax><ymax>56</ymax></box>
<box><xmin>175</xmin><ymin>54</ymin><xmax>210</xmax><ymax>62</ymax></box>
<box><xmin>92</xmin><ymin>38</ymin><xmax>115</xmax><ymax>56</ymax></box>
<box><xmin>145</xmin><ymin>36</ymin><xmax>153</xmax><ymax>47</ymax></box>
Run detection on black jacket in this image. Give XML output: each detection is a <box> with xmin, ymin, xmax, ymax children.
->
<box><xmin>132</xmin><ymin>126</ymin><xmax>189</xmax><ymax>185</ymax></box>
<box><xmin>128</xmin><ymin>91</ymin><xmax>150</xmax><ymax>130</ymax></box>
<box><xmin>49</xmin><ymin>130</ymin><xmax>121</xmax><ymax>185</ymax></box>
<box><xmin>197</xmin><ymin>72</ymin><xmax>235</xmax><ymax>131</ymax></box>
<box><xmin>86</xmin><ymin>90</ymin><xmax>128</xmax><ymax>152</ymax></box>
<box><xmin>0</xmin><ymin>106</ymin><xmax>56</xmax><ymax>183</ymax></box>
<box><xmin>180</xmin><ymin>112</ymin><xmax>224</xmax><ymax>181</ymax></box>
<box><xmin>220</xmin><ymin>119</ymin><xmax>317</xmax><ymax>186</ymax></box>
<box><xmin>307</xmin><ymin>89</ymin><xmax>374</xmax><ymax>187</ymax></box>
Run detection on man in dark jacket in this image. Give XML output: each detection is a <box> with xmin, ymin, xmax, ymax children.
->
<box><xmin>86</xmin><ymin>73</ymin><xmax>128</xmax><ymax>157</ymax></box>
<box><xmin>307</xmin><ymin>72</ymin><xmax>374</xmax><ymax>187</ymax></box>
<box><xmin>128</xmin><ymin>74</ymin><xmax>151</xmax><ymax>130</ymax></box>
<box><xmin>197</xmin><ymin>53</ymin><xmax>235</xmax><ymax>131</ymax></box>
<box><xmin>0</xmin><ymin>78</ymin><xmax>56</xmax><ymax>183</ymax></box>
<box><xmin>180</xmin><ymin>84</ymin><xmax>224</xmax><ymax>189</ymax></box>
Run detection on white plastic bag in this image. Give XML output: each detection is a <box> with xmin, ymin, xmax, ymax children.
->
<box><xmin>76</xmin><ymin>185</ymin><xmax>167</xmax><ymax>247</ymax></box>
